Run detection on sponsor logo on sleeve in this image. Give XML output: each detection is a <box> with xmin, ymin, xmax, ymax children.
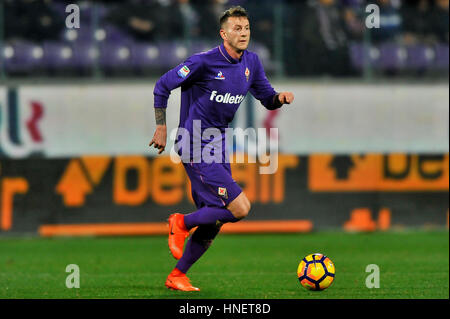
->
<box><xmin>177</xmin><ymin>65</ymin><xmax>190</xmax><ymax>78</ymax></box>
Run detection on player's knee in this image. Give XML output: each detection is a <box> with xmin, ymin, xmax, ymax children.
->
<box><xmin>228</xmin><ymin>193</ymin><xmax>251</xmax><ymax>219</ymax></box>
<box><xmin>234</xmin><ymin>197</ymin><xmax>251</xmax><ymax>219</ymax></box>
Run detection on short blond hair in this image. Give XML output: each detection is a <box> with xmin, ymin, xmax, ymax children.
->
<box><xmin>219</xmin><ymin>6</ymin><xmax>249</xmax><ymax>28</ymax></box>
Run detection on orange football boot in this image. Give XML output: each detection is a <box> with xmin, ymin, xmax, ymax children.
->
<box><xmin>165</xmin><ymin>268</ymin><xmax>200</xmax><ymax>292</ymax></box>
<box><xmin>168</xmin><ymin>213</ymin><xmax>189</xmax><ymax>260</ymax></box>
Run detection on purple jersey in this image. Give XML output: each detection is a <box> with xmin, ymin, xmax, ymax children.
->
<box><xmin>153</xmin><ymin>43</ymin><xmax>279</xmax><ymax>149</ymax></box>
<box><xmin>153</xmin><ymin>43</ymin><xmax>280</xmax><ymax>208</ymax></box>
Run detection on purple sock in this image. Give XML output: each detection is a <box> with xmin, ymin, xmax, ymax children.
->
<box><xmin>176</xmin><ymin>224</ymin><xmax>221</xmax><ymax>274</ymax></box>
<box><xmin>183</xmin><ymin>206</ymin><xmax>239</xmax><ymax>230</ymax></box>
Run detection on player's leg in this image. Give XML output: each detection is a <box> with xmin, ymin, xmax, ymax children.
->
<box><xmin>167</xmin><ymin>161</ymin><xmax>241</xmax><ymax>260</ymax></box>
<box><xmin>166</xmin><ymin>219</ymin><xmax>224</xmax><ymax>291</ymax></box>
<box><xmin>166</xmin><ymin>162</ymin><xmax>248</xmax><ymax>291</ymax></box>
<box><xmin>171</xmin><ymin>193</ymin><xmax>250</xmax><ymax>278</ymax></box>
<box><xmin>182</xmin><ymin>161</ymin><xmax>250</xmax><ymax>227</ymax></box>
<box><xmin>225</xmin><ymin>192</ymin><xmax>251</xmax><ymax>219</ymax></box>
<box><xmin>176</xmin><ymin>222</ymin><xmax>222</xmax><ymax>274</ymax></box>
<box><xmin>180</xmin><ymin>191</ymin><xmax>250</xmax><ymax>229</ymax></box>
<box><xmin>168</xmin><ymin>161</ymin><xmax>246</xmax><ymax>259</ymax></box>
<box><xmin>167</xmin><ymin>205</ymin><xmax>238</xmax><ymax>260</ymax></box>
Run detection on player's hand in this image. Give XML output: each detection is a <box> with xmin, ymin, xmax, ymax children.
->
<box><xmin>149</xmin><ymin>125</ymin><xmax>167</xmax><ymax>154</ymax></box>
<box><xmin>278</xmin><ymin>92</ymin><xmax>294</xmax><ymax>105</ymax></box>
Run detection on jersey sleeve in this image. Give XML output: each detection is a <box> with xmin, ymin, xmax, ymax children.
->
<box><xmin>153</xmin><ymin>55</ymin><xmax>204</xmax><ymax>108</ymax></box>
<box><xmin>249</xmin><ymin>55</ymin><xmax>280</xmax><ymax>110</ymax></box>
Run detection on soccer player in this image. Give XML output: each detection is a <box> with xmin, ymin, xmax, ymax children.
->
<box><xmin>149</xmin><ymin>6</ymin><xmax>294</xmax><ymax>291</ymax></box>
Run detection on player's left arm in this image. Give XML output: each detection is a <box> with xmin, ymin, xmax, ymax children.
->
<box><xmin>249</xmin><ymin>55</ymin><xmax>294</xmax><ymax>109</ymax></box>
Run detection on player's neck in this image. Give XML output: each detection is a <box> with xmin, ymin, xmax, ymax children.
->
<box><xmin>223</xmin><ymin>41</ymin><xmax>243</xmax><ymax>60</ymax></box>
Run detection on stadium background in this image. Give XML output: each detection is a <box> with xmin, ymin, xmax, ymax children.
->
<box><xmin>0</xmin><ymin>0</ymin><xmax>448</xmax><ymax>235</ymax></box>
<box><xmin>0</xmin><ymin>0</ymin><xmax>448</xmax><ymax>301</ymax></box>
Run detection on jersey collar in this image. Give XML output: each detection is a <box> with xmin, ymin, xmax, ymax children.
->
<box><xmin>219</xmin><ymin>43</ymin><xmax>245</xmax><ymax>64</ymax></box>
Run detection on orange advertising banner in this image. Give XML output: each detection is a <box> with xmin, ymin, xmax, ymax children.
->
<box><xmin>309</xmin><ymin>153</ymin><xmax>449</xmax><ymax>192</ymax></box>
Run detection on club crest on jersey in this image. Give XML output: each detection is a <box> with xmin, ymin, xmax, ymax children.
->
<box><xmin>215</xmin><ymin>71</ymin><xmax>225</xmax><ymax>80</ymax></box>
<box><xmin>245</xmin><ymin>67</ymin><xmax>250</xmax><ymax>81</ymax></box>
<box><xmin>177</xmin><ymin>65</ymin><xmax>190</xmax><ymax>78</ymax></box>
<box><xmin>218</xmin><ymin>187</ymin><xmax>228</xmax><ymax>199</ymax></box>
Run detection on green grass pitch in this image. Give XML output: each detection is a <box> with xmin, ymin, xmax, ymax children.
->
<box><xmin>0</xmin><ymin>231</ymin><xmax>448</xmax><ymax>299</ymax></box>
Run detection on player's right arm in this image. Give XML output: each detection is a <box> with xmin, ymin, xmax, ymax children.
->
<box><xmin>149</xmin><ymin>108</ymin><xmax>168</xmax><ymax>154</ymax></box>
<box><xmin>149</xmin><ymin>56</ymin><xmax>203</xmax><ymax>154</ymax></box>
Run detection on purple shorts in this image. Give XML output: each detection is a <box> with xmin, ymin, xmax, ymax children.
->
<box><xmin>183</xmin><ymin>161</ymin><xmax>242</xmax><ymax>209</ymax></box>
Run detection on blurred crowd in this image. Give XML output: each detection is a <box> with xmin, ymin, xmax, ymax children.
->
<box><xmin>283</xmin><ymin>0</ymin><xmax>449</xmax><ymax>75</ymax></box>
<box><xmin>1</xmin><ymin>0</ymin><xmax>449</xmax><ymax>77</ymax></box>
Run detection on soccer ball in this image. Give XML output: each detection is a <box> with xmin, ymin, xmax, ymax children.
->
<box><xmin>297</xmin><ymin>253</ymin><xmax>335</xmax><ymax>291</ymax></box>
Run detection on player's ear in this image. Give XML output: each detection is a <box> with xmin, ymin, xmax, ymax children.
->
<box><xmin>220</xmin><ymin>29</ymin><xmax>227</xmax><ymax>41</ymax></box>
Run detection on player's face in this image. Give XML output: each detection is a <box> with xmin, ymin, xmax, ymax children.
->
<box><xmin>221</xmin><ymin>17</ymin><xmax>250</xmax><ymax>52</ymax></box>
